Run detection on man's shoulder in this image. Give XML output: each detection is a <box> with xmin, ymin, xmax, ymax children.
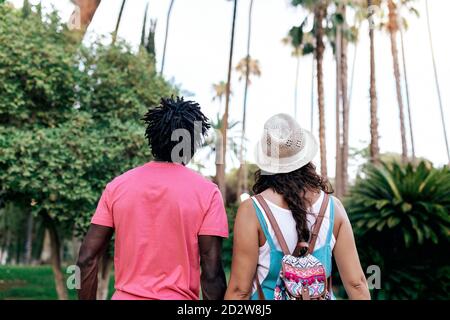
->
<box><xmin>182</xmin><ymin>165</ymin><xmax>218</xmax><ymax>190</ymax></box>
<box><xmin>106</xmin><ymin>164</ymin><xmax>147</xmax><ymax>189</ymax></box>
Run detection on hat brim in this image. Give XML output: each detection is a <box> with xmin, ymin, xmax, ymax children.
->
<box><xmin>254</xmin><ymin>129</ymin><xmax>319</xmax><ymax>174</ymax></box>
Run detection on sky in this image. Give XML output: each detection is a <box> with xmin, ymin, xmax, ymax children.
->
<box><xmin>9</xmin><ymin>0</ymin><xmax>450</xmax><ymax>178</ymax></box>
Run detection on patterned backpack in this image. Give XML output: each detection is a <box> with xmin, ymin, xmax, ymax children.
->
<box><xmin>255</xmin><ymin>194</ymin><xmax>332</xmax><ymax>300</ymax></box>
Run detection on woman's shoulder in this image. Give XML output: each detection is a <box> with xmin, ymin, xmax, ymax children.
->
<box><xmin>330</xmin><ymin>195</ymin><xmax>349</xmax><ymax>234</ymax></box>
<box><xmin>234</xmin><ymin>198</ymin><xmax>260</xmax><ymax>232</ymax></box>
<box><xmin>331</xmin><ymin>195</ymin><xmax>345</xmax><ymax>212</ymax></box>
<box><xmin>236</xmin><ymin>198</ymin><xmax>259</xmax><ymax>220</ymax></box>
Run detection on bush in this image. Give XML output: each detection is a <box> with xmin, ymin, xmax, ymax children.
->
<box><xmin>222</xmin><ymin>204</ymin><xmax>238</xmax><ymax>271</ymax></box>
<box><xmin>345</xmin><ymin>161</ymin><xmax>450</xmax><ymax>299</ymax></box>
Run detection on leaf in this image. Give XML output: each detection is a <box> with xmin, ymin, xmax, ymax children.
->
<box><xmin>401</xmin><ymin>202</ymin><xmax>412</xmax><ymax>213</ymax></box>
<box><xmin>387</xmin><ymin>216</ymin><xmax>401</xmax><ymax>228</ymax></box>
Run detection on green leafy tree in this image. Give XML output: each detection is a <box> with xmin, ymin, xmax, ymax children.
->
<box><xmin>0</xmin><ymin>4</ymin><xmax>174</xmax><ymax>299</ymax></box>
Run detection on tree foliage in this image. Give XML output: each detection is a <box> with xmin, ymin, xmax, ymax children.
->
<box><xmin>0</xmin><ymin>4</ymin><xmax>175</xmax><ymax>237</ymax></box>
<box><xmin>345</xmin><ymin>161</ymin><xmax>450</xmax><ymax>299</ymax></box>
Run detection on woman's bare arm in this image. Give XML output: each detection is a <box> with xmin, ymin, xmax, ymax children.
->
<box><xmin>333</xmin><ymin>198</ymin><xmax>371</xmax><ymax>300</ymax></box>
<box><xmin>225</xmin><ymin>199</ymin><xmax>260</xmax><ymax>300</ymax></box>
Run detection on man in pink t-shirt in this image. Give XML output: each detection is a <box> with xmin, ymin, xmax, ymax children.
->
<box><xmin>77</xmin><ymin>97</ymin><xmax>228</xmax><ymax>300</ymax></box>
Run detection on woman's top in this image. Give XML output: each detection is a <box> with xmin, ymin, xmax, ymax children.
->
<box><xmin>250</xmin><ymin>191</ymin><xmax>336</xmax><ymax>300</ymax></box>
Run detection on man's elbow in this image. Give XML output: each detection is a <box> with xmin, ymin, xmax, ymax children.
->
<box><xmin>77</xmin><ymin>250</ymin><xmax>97</xmax><ymax>270</ymax></box>
<box><xmin>201</xmin><ymin>272</ymin><xmax>223</xmax><ymax>284</ymax></box>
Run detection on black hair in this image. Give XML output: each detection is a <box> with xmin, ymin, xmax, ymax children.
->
<box><xmin>143</xmin><ymin>96</ymin><xmax>210</xmax><ymax>164</ymax></box>
<box><xmin>253</xmin><ymin>163</ymin><xmax>333</xmax><ymax>242</ymax></box>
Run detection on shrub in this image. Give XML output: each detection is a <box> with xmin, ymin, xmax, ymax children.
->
<box><xmin>345</xmin><ymin>161</ymin><xmax>450</xmax><ymax>299</ymax></box>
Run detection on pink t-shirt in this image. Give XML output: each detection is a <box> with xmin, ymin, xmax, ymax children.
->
<box><xmin>91</xmin><ymin>161</ymin><xmax>228</xmax><ymax>300</ymax></box>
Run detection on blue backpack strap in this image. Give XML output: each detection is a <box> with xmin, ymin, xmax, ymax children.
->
<box><xmin>325</xmin><ymin>197</ymin><xmax>335</xmax><ymax>244</ymax></box>
<box><xmin>251</xmin><ymin>197</ymin><xmax>277</xmax><ymax>251</ymax></box>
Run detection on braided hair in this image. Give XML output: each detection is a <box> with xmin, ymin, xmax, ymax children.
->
<box><xmin>143</xmin><ymin>96</ymin><xmax>210</xmax><ymax>164</ymax></box>
<box><xmin>252</xmin><ymin>163</ymin><xmax>333</xmax><ymax>242</ymax></box>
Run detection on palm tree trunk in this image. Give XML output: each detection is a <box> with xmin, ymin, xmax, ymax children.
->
<box><xmin>160</xmin><ymin>0</ymin><xmax>176</xmax><ymax>75</ymax></box>
<box><xmin>310</xmin><ymin>56</ymin><xmax>315</xmax><ymax>133</ymax></box>
<box><xmin>217</xmin><ymin>0</ymin><xmax>238</xmax><ymax>201</ymax></box>
<box><xmin>348</xmin><ymin>37</ymin><xmax>358</xmax><ymax>110</ymax></box>
<box><xmin>368</xmin><ymin>0</ymin><xmax>380</xmax><ymax>164</ymax></box>
<box><xmin>315</xmin><ymin>5</ymin><xmax>327</xmax><ymax>177</ymax></box>
<box><xmin>335</xmin><ymin>21</ymin><xmax>343</xmax><ymax>197</ymax></box>
<box><xmin>388</xmin><ymin>0</ymin><xmax>408</xmax><ymax>164</ymax></box>
<box><xmin>237</xmin><ymin>0</ymin><xmax>254</xmax><ymax>199</ymax></box>
<box><xmin>112</xmin><ymin>0</ymin><xmax>127</xmax><ymax>45</ymax></box>
<box><xmin>340</xmin><ymin>7</ymin><xmax>350</xmax><ymax>196</ymax></box>
<box><xmin>294</xmin><ymin>55</ymin><xmax>301</xmax><ymax>120</ymax></box>
<box><xmin>425</xmin><ymin>0</ymin><xmax>450</xmax><ymax>164</ymax></box>
<box><xmin>70</xmin><ymin>0</ymin><xmax>101</xmax><ymax>35</ymax></box>
<box><xmin>399</xmin><ymin>23</ymin><xmax>416</xmax><ymax>163</ymax></box>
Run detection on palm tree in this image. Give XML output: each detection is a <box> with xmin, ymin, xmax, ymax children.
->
<box><xmin>334</xmin><ymin>8</ymin><xmax>343</xmax><ymax>197</ymax></box>
<box><xmin>112</xmin><ymin>0</ymin><xmax>127</xmax><ymax>45</ymax></box>
<box><xmin>386</xmin><ymin>0</ymin><xmax>407</xmax><ymax>163</ymax></box>
<box><xmin>339</xmin><ymin>3</ymin><xmax>363</xmax><ymax>196</ymax></box>
<box><xmin>213</xmin><ymin>81</ymin><xmax>230</xmax><ymax>102</ymax></box>
<box><xmin>69</xmin><ymin>0</ymin><xmax>101</xmax><ymax>35</ymax></box>
<box><xmin>283</xmin><ymin>18</ymin><xmax>310</xmax><ymax>120</ymax></box>
<box><xmin>310</xmin><ymin>56</ymin><xmax>315</xmax><ymax>133</ymax></box>
<box><xmin>235</xmin><ymin>0</ymin><xmax>259</xmax><ymax>198</ymax></box>
<box><xmin>291</xmin><ymin>0</ymin><xmax>329</xmax><ymax>177</ymax></box>
<box><xmin>160</xmin><ymin>0</ymin><xmax>175</xmax><ymax>75</ymax></box>
<box><xmin>235</xmin><ymin>57</ymin><xmax>261</xmax><ymax>85</ymax></box>
<box><xmin>315</xmin><ymin>2</ymin><xmax>329</xmax><ymax>177</ymax></box>
<box><xmin>212</xmin><ymin>81</ymin><xmax>232</xmax><ymax>117</ymax></box>
<box><xmin>398</xmin><ymin>11</ymin><xmax>416</xmax><ymax>163</ymax></box>
<box><xmin>425</xmin><ymin>0</ymin><xmax>450</xmax><ymax>164</ymax></box>
<box><xmin>236</xmin><ymin>24</ymin><xmax>261</xmax><ymax>197</ymax></box>
<box><xmin>325</xmin><ymin>1</ymin><xmax>356</xmax><ymax>197</ymax></box>
<box><xmin>368</xmin><ymin>0</ymin><xmax>380</xmax><ymax>163</ymax></box>
<box><xmin>201</xmin><ymin>114</ymin><xmax>241</xmax><ymax>170</ymax></box>
<box><xmin>217</xmin><ymin>0</ymin><xmax>238</xmax><ymax>201</ymax></box>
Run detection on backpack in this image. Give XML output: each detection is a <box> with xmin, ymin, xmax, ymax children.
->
<box><xmin>255</xmin><ymin>193</ymin><xmax>332</xmax><ymax>300</ymax></box>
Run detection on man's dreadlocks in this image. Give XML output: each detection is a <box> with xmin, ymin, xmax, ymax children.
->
<box><xmin>143</xmin><ymin>96</ymin><xmax>210</xmax><ymax>164</ymax></box>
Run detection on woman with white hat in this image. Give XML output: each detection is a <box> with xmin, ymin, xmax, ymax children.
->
<box><xmin>225</xmin><ymin>114</ymin><xmax>370</xmax><ymax>300</ymax></box>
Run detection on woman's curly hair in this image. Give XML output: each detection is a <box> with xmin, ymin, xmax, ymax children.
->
<box><xmin>253</xmin><ymin>163</ymin><xmax>333</xmax><ymax>242</ymax></box>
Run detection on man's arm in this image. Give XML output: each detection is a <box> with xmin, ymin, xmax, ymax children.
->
<box><xmin>199</xmin><ymin>235</ymin><xmax>227</xmax><ymax>300</ymax></box>
<box><xmin>77</xmin><ymin>224</ymin><xmax>114</xmax><ymax>300</ymax></box>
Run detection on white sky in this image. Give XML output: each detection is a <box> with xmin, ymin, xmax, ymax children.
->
<box><xmin>10</xmin><ymin>0</ymin><xmax>450</xmax><ymax>178</ymax></box>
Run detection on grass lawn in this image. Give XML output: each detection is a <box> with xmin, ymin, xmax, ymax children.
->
<box><xmin>0</xmin><ymin>265</ymin><xmax>231</xmax><ymax>300</ymax></box>
<box><xmin>0</xmin><ymin>265</ymin><xmax>114</xmax><ymax>300</ymax></box>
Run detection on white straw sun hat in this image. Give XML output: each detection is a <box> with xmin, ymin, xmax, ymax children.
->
<box><xmin>254</xmin><ymin>113</ymin><xmax>319</xmax><ymax>174</ymax></box>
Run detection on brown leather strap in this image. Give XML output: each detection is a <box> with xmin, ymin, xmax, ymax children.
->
<box><xmin>308</xmin><ymin>193</ymin><xmax>329</xmax><ymax>254</ymax></box>
<box><xmin>255</xmin><ymin>194</ymin><xmax>290</xmax><ymax>255</ymax></box>
<box><xmin>255</xmin><ymin>275</ymin><xmax>265</xmax><ymax>300</ymax></box>
<box><xmin>327</xmin><ymin>276</ymin><xmax>332</xmax><ymax>293</ymax></box>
